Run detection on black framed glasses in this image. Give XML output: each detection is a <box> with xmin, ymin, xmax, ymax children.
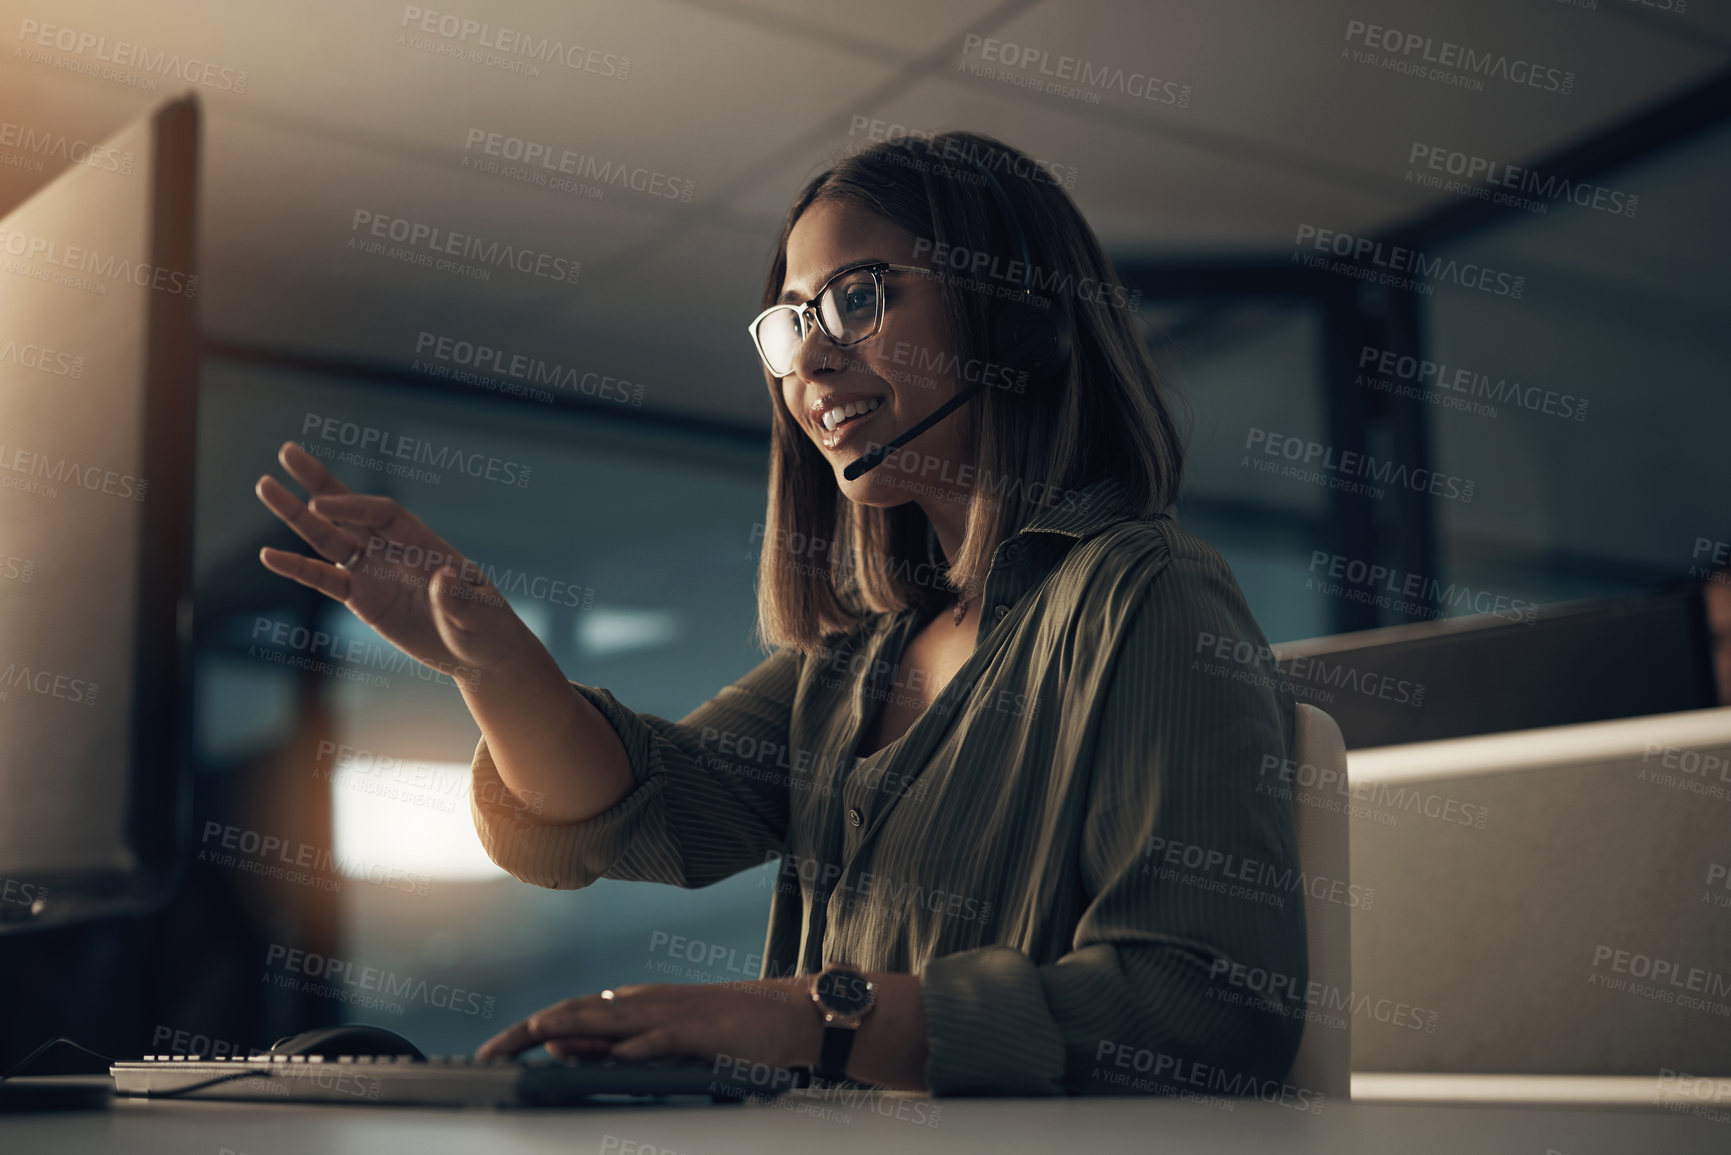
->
<box><xmin>747</xmin><ymin>260</ymin><xmax>935</xmax><ymax>378</ymax></box>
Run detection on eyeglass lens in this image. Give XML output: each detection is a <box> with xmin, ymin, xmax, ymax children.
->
<box><xmin>756</xmin><ymin>268</ymin><xmax>883</xmax><ymax>375</ymax></box>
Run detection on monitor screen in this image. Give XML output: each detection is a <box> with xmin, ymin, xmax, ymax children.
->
<box><xmin>0</xmin><ymin>96</ymin><xmax>199</xmax><ymax>930</ymax></box>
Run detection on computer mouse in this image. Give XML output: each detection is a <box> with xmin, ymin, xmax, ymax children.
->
<box><xmin>269</xmin><ymin>1024</ymin><xmax>426</xmax><ymax>1060</ymax></box>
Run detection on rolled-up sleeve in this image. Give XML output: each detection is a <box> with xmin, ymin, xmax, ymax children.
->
<box><xmin>917</xmin><ymin>548</ymin><xmax>1306</xmax><ymax>1096</ymax></box>
<box><xmin>471</xmin><ymin>645</ymin><xmax>804</xmax><ymax>891</ymax></box>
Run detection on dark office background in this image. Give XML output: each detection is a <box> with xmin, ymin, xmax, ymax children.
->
<box><xmin>1</xmin><ymin>0</ymin><xmax>1728</xmax><ymax>1064</ymax></box>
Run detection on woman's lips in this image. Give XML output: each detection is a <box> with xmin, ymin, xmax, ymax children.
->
<box><xmin>820</xmin><ymin>402</ymin><xmax>884</xmax><ymax>451</ymax></box>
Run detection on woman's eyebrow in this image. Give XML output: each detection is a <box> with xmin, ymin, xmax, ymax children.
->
<box><xmin>778</xmin><ymin>258</ymin><xmax>879</xmax><ymax>304</ymax></box>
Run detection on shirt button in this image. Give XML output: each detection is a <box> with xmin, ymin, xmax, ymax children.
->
<box><xmin>994</xmin><ymin>604</ymin><xmax>1010</xmax><ymax>621</ymax></box>
<box><xmin>847</xmin><ymin>808</ymin><xmax>863</xmax><ymax>827</ymax></box>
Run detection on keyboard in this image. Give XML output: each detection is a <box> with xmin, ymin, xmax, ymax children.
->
<box><xmin>110</xmin><ymin>1053</ymin><xmax>754</xmax><ymax>1108</ymax></box>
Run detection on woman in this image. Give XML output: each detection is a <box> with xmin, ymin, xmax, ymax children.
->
<box><xmin>255</xmin><ymin>131</ymin><xmax>1306</xmax><ymax>1097</ymax></box>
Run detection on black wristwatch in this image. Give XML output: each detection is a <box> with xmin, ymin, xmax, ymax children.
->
<box><xmin>809</xmin><ymin>962</ymin><xmax>877</xmax><ymax>1084</ymax></box>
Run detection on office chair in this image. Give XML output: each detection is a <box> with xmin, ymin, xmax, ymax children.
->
<box><xmin>1285</xmin><ymin>703</ymin><xmax>1352</xmax><ymax>1100</ymax></box>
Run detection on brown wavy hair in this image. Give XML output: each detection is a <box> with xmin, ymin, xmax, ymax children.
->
<box><xmin>754</xmin><ymin>131</ymin><xmax>1185</xmax><ymax>655</ymax></box>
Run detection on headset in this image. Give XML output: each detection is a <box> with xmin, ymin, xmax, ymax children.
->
<box><xmin>842</xmin><ymin>144</ymin><xmax>1073</xmax><ymax>481</ymax></box>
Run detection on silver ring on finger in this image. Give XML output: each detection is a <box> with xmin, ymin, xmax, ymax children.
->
<box><xmin>337</xmin><ymin>544</ymin><xmax>363</xmax><ymax>570</ymax></box>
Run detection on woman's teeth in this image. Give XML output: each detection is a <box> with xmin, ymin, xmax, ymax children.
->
<box><xmin>821</xmin><ymin>397</ymin><xmax>882</xmax><ymax>432</ymax></box>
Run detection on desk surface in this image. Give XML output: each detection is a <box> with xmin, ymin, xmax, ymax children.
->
<box><xmin>2</xmin><ymin>1091</ymin><xmax>1726</xmax><ymax>1155</ymax></box>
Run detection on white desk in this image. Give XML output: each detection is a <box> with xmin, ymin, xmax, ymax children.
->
<box><xmin>2</xmin><ymin>1091</ymin><xmax>1727</xmax><ymax>1154</ymax></box>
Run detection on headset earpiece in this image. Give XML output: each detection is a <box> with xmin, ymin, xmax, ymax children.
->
<box><xmin>962</xmin><ymin>155</ymin><xmax>1073</xmax><ymax>387</ymax></box>
<box><xmin>992</xmin><ymin>298</ymin><xmax>1071</xmax><ymax>386</ymax></box>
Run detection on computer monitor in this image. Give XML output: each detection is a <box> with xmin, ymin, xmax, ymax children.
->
<box><xmin>1271</xmin><ymin>584</ymin><xmax>1716</xmax><ymax>749</ymax></box>
<box><xmin>0</xmin><ymin>95</ymin><xmax>201</xmax><ymax>931</ymax></box>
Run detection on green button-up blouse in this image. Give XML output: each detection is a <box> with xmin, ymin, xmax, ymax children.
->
<box><xmin>469</xmin><ymin>475</ymin><xmax>1306</xmax><ymax>1096</ymax></box>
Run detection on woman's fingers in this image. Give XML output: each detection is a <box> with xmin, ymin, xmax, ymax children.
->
<box><xmin>305</xmin><ymin>492</ymin><xmax>407</xmax><ymax>531</ymax></box>
<box><xmin>255</xmin><ymin>474</ymin><xmax>364</xmax><ymax>566</ymax></box>
<box><xmin>476</xmin><ymin>989</ymin><xmax>662</xmax><ymax>1058</ymax></box>
<box><xmin>258</xmin><ymin>545</ymin><xmax>350</xmax><ymax>603</ymax></box>
<box><xmin>276</xmin><ymin>440</ymin><xmax>354</xmax><ymax>499</ymax></box>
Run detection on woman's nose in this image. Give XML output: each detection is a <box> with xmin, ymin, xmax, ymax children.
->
<box><xmin>787</xmin><ymin>313</ymin><xmax>842</xmax><ymax>381</ymax></box>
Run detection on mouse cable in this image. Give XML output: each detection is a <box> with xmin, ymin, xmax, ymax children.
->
<box><xmin>0</xmin><ymin>1037</ymin><xmax>119</xmax><ymax>1082</ymax></box>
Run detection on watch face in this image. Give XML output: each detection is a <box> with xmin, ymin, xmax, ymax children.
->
<box><xmin>815</xmin><ymin>967</ymin><xmax>875</xmax><ymax>1015</ymax></box>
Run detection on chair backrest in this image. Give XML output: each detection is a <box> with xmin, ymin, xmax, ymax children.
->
<box><xmin>1285</xmin><ymin>703</ymin><xmax>1352</xmax><ymax>1100</ymax></box>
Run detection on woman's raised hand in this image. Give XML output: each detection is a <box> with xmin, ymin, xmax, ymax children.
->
<box><xmin>254</xmin><ymin>441</ymin><xmax>530</xmax><ymax>687</ymax></box>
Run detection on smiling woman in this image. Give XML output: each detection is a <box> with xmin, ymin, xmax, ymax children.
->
<box><xmin>753</xmin><ymin>133</ymin><xmax>1185</xmax><ymax>651</ymax></box>
<box><xmin>256</xmin><ymin>131</ymin><xmax>1306</xmax><ymax>1100</ymax></box>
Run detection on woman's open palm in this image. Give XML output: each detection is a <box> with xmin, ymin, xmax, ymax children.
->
<box><xmin>253</xmin><ymin>441</ymin><xmax>527</xmax><ymax>685</ymax></box>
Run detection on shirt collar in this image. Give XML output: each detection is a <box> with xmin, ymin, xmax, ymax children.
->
<box><xmin>978</xmin><ymin>476</ymin><xmax>1140</xmax><ymax>614</ymax></box>
<box><xmin>1014</xmin><ymin>475</ymin><xmax>1135</xmax><ymax>541</ymax></box>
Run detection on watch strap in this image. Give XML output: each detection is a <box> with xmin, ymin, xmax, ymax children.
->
<box><xmin>814</xmin><ymin>1022</ymin><xmax>856</xmax><ymax>1084</ymax></box>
